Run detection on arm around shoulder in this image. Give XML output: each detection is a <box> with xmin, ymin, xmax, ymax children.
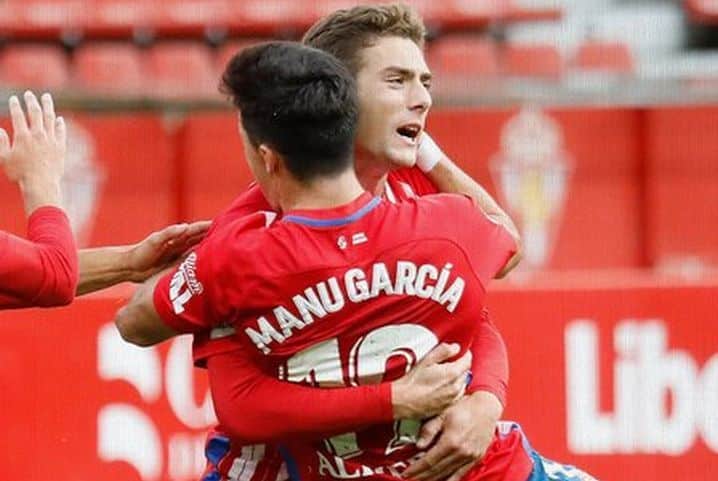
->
<box><xmin>113</xmin><ymin>269</ymin><xmax>180</xmax><ymax>346</ymax></box>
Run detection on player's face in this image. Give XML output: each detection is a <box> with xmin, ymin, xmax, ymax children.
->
<box><xmin>355</xmin><ymin>36</ymin><xmax>432</xmax><ymax>169</ymax></box>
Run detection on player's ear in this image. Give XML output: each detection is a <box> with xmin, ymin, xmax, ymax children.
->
<box><xmin>257</xmin><ymin>144</ymin><xmax>280</xmax><ymax>174</ymax></box>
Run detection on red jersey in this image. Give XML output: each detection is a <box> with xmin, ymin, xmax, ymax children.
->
<box><xmin>154</xmin><ymin>191</ymin><xmax>522</xmax><ymax>481</ymax></box>
<box><xmin>0</xmin><ymin>206</ymin><xmax>78</xmax><ymax>309</ymax></box>
<box><xmin>192</xmin><ymin>167</ymin><xmax>438</xmax><ymax>367</ymax></box>
<box><xmin>195</xmin><ymin>169</ymin><xmax>507</xmax><ymax>398</ymax></box>
<box><xmin>186</xmin><ymin>168</ymin><xmax>510</xmax><ymax>481</ymax></box>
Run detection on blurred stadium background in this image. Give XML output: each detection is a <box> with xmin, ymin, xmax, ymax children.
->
<box><xmin>1</xmin><ymin>0</ymin><xmax>717</xmax><ymax>480</ymax></box>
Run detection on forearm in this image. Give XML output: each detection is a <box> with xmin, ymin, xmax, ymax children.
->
<box><xmin>208</xmin><ymin>351</ymin><xmax>394</xmax><ymax>443</ymax></box>
<box><xmin>114</xmin><ymin>268</ymin><xmax>179</xmax><ymax>346</ymax></box>
<box><xmin>467</xmin><ymin>310</ymin><xmax>509</xmax><ymax>406</ymax></box>
<box><xmin>19</xmin><ymin>178</ymin><xmax>62</xmax><ymax>216</ymax></box>
<box><xmin>428</xmin><ymin>160</ymin><xmax>519</xmax><ymax>241</ymax></box>
<box><xmin>77</xmin><ymin>246</ymin><xmax>134</xmax><ymax>295</ymax></box>
<box><xmin>466</xmin><ymin>389</ymin><xmax>503</xmax><ymax>424</ymax></box>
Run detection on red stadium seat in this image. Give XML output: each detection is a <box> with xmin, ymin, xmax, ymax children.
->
<box><xmin>572</xmin><ymin>41</ymin><xmax>634</xmax><ymax>74</ymax></box>
<box><xmin>502</xmin><ymin>43</ymin><xmax>563</xmax><ymax>79</ymax></box>
<box><xmin>152</xmin><ymin>0</ymin><xmax>234</xmax><ymax>37</ymax></box>
<box><xmin>73</xmin><ymin>43</ymin><xmax>145</xmax><ymax>95</ymax></box>
<box><xmin>0</xmin><ymin>0</ymin><xmax>85</xmax><ymax>39</ymax></box>
<box><xmin>82</xmin><ymin>0</ymin><xmax>156</xmax><ymax>38</ymax></box>
<box><xmin>147</xmin><ymin>42</ymin><xmax>218</xmax><ymax>99</ymax></box>
<box><xmin>429</xmin><ymin>35</ymin><xmax>499</xmax><ymax>77</ymax></box>
<box><xmin>0</xmin><ymin>44</ymin><xmax>70</xmax><ymax>90</ymax></box>
<box><xmin>685</xmin><ymin>0</ymin><xmax>718</xmax><ymax>25</ymax></box>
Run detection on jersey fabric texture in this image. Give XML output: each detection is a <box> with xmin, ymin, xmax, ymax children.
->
<box><xmin>0</xmin><ymin>206</ymin><xmax>78</xmax><ymax>309</ymax></box>
<box><xmin>161</xmin><ymin>168</ymin><xmax>510</xmax><ymax>481</ymax></box>
<box><xmin>154</xmin><ymin>187</ymin><xmax>519</xmax><ymax>481</ymax></box>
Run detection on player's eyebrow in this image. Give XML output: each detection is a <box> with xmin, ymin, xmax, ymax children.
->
<box><xmin>382</xmin><ymin>66</ymin><xmax>433</xmax><ymax>83</ymax></box>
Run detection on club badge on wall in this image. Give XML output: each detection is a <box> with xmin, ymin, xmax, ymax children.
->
<box><xmin>490</xmin><ymin>106</ymin><xmax>572</xmax><ymax>271</ymax></box>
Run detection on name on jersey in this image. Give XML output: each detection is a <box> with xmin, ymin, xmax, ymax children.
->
<box><xmin>245</xmin><ymin>261</ymin><xmax>465</xmax><ymax>354</ymax></box>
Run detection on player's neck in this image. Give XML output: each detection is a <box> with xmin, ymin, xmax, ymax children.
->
<box><xmin>354</xmin><ymin>147</ymin><xmax>390</xmax><ymax>196</ymax></box>
<box><xmin>281</xmin><ymin>169</ymin><xmax>366</xmax><ymax>212</ymax></box>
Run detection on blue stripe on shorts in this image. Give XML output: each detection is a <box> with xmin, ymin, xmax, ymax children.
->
<box><xmin>526</xmin><ymin>450</ymin><xmax>600</xmax><ymax>481</ymax></box>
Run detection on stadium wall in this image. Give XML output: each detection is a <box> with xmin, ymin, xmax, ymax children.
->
<box><xmin>2</xmin><ymin>105</ymin><xmax>716</xmax><ymax>271</ymax></box>
<box><xmin>0</xmin><ymin>281</ymin><xmax>716</xmax><ymax>481</ymax></box>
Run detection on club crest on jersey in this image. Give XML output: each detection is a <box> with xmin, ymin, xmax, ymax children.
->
<box><xmin>169</xmin><ymin>252</ymin><xmax>204</xmax><ymax>314</ymax></box>
<box><xmin>245</xmin><ymin>261</ymin><xmax>465</xmax><ymax>354</ymax></box>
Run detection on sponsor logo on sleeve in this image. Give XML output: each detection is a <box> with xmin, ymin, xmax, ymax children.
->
<box><xmin>169</xmin><ymin>252</ymin><xmax>204</xmax><ymax>314</ymax></box>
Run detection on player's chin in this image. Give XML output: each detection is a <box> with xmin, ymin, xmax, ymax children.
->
<box><xmin>386</xmin><ymin>147</ymin><xmax>418</xmax><ymax>170</ymax></box>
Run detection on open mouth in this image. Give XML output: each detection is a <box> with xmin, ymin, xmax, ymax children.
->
<box><xmin>396</xmin><ymin>124</ymin><xmax>422</xmax><ymax>144</ymax></box>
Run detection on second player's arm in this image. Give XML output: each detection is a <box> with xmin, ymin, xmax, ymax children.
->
<box><xmin>418</xmin><ymin>134</ymin><xmax>521</xmax><ymax>277</ymax></box>
<box><xmin>406</xmin><ymin>313</ymin><xmax>507</xmax><ymax>481</ymax></box>
<box><xmin>77</xmin><ymin>221</ymin><xmax>210</xmax><ymax>296</ymax></box>
<box><xmin>113</xmin><ymin>273</ymin><xmax>471</xmax><ymax>443</ymax></box>
<box><xmin>207</xmin><ymin>343</ymin><xmax>470</xmax><ymax>444</ymax></box>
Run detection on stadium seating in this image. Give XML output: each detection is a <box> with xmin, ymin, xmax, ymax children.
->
<box><xmin>0</xmin><ymin>44</ymin><xmax>70</xmax><ymax>90</ymax></box>
<box><xmin>147</xmin><ymin>42</ymin><xmax>218</xmax><ymax>99</ymax></box>
<box><xmin>0</xmin><ymin>0</ymin><xmax>562</xmax><ymax>41</ymax></box>
<box><xmin>502</xmin><ymin>43</ymin><xmax>563</xmax><ymax>78</ymax></box>
<box><xmin>572</xmin><ymin>41</ymin><xmax>634</xmax><ymax>74</ymax></box>
<box><xmin>685</xmin><ymin>0</ymin><xmax>718</xmax><ymax>24</ymax></box>
<box><xmin>428</xmin><ymin>36</ymin><xmax>500</xmax><ymax>78</ymax></box>
<box><xmin>73</xmin><ymin>43</ymin><xmax>145</xmax><ymax>95</ymax></box>
<box><xmin>83</xmin><ymin>0</ymin><xmax>155</xmax><ymax>38</ymax></box>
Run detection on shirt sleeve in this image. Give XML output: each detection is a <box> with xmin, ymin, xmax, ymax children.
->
<box><xmin>466</xmin><ymin>308</ymin><xmax>508</xmax><ymax>406</ymax></box>
<box><xmin>207</xmin><ymin>348</ymin><xmax>394</xmax><ymax>444</ymax></box>
<box><xmin>0</xmin><ymin>206</ymin><xmax>78</xmax><ymax>309</ymax></box>
<box><xmin>440</xmin><ymin>194</ymin><xmax>517</xmax><ymax>288</ymax></box>
<box><xmin>153</xmin><ymin>227</ymin><xmax>234</xmax><ymax>333</ymax></box>
<box><xmin>153</xmin><ymin>213</ymin><xmax>267</xmax><ymax>334</ymax></box>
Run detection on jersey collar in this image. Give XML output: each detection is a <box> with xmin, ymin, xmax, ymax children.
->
<box><xmin>282</xmin><ymin>192</ymin><xmax>381</xmax><ymax>227</ymax></box>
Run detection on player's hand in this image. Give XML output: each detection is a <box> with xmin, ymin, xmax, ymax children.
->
<box><xmin>403</xmin><ymin>391</ymin><xmax>503</xmax><ymax>481</ymax></box>
<box><xmin>0</xmin><ymin>91</ymin><xmax>67</xmax><ymax>213</ymax></box>
<box><xmin>125</xmin><ymin>220</ymin><xmax>212</xmax><ymax>282</ymax></box>
<box><xmin>391</xmin><ymin>343</ymin><xmax>471</xmax><ymax>420</ymax></box>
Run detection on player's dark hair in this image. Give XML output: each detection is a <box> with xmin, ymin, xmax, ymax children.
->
<box><xmin>221</xmin><ymin>41</ymin><xmax>358</xmax><ymax>183</ymax></box>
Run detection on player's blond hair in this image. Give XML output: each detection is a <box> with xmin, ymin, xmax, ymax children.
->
<box><xmin>302</xmin><ymin>3</ymin><xmax>426</xmax><ymax>75</ymax></box>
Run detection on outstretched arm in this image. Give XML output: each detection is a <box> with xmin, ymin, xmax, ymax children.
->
<box><xmin>417</xmin><ymin>134</ymin><xmax>521</xmax><ymax>277</ymax></box>
<box><xmin>77</xmin><ymin>220</ymin><xmax>210</xmax><ymax>295</ymax></box>
<box><xmin>0</xmin><ymin>91</ymin><xmax>77</xmax><ymax>309</ymax></box>
<box><xmin>113</xmin><ymin>272</ymin><xmax>472</xmax><ymax>444</ymax></box>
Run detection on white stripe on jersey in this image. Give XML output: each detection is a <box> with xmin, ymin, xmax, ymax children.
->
<box><xmin>275</xmin><ymin>461</ymin><xmax>289</xmax><ymax>481</ymax></box>
<box><xmin>384</xmin><ymin>182</ymin><xmax>397</xmax><ymax>204</ymax></box>
<box><xmin>262</xmin><ymin>211</ymin><xmax>278</xmax><ymax>227</ymax></box>
<box><xmin>228</xmin><ymin>444</ymin><xmax>266</xmax><ymax>481</ymax></box>
<box><xmin>398</xmin><ymin>181</ymin><xmax>417</xmax><ymax>199</ymax></box>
